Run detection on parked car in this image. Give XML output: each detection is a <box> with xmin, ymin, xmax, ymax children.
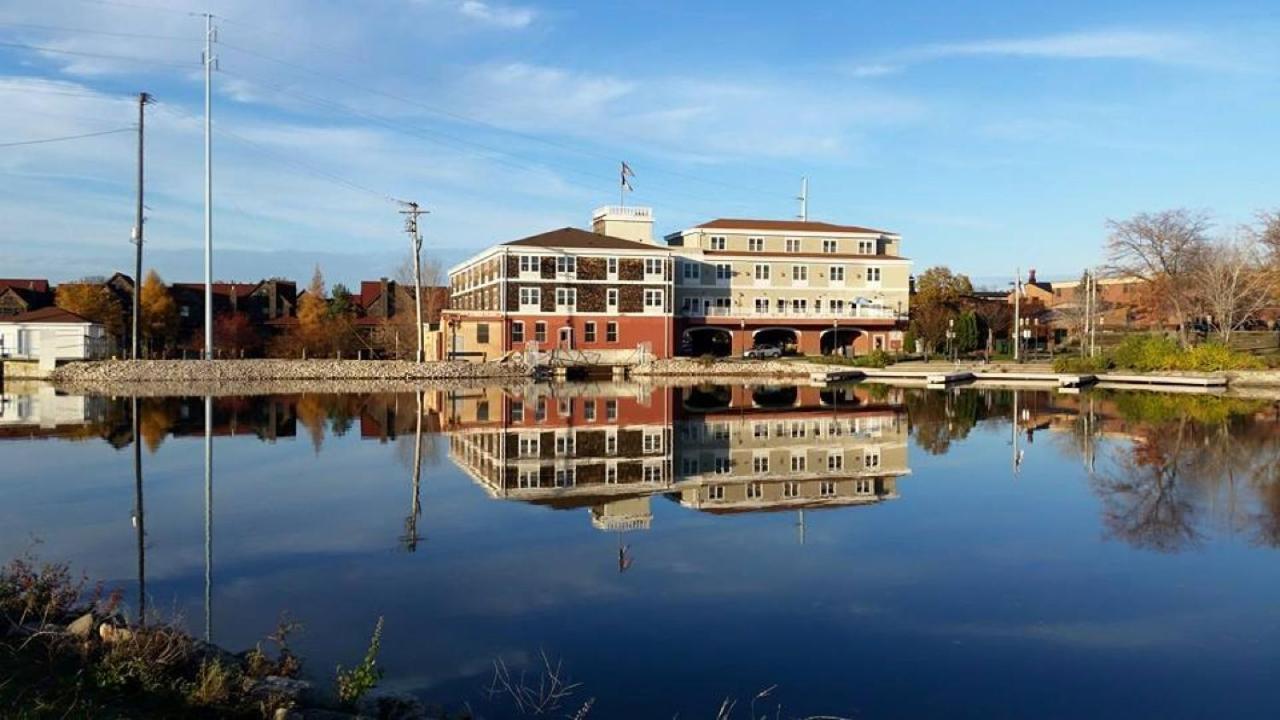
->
<box><xmin>743</xmin><ymin>343</ymin><xmax>783</xmax><ymax>359</ymax></box>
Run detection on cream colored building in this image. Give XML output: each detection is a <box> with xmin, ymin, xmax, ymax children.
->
<box><xmin>665</xmin><ymin>219</ymin><xmax>911</xmax><ymax>356</ymax></box>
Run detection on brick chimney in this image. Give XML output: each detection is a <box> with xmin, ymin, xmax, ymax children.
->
<box><xmin>1028</xmin><ymin>268</ymin><xmax>1037</xmax><ymax>284</ymax></box>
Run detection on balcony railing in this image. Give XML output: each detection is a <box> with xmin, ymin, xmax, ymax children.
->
<box><xmin>679</xmin><ymin>306</ymin><xmax>902</xmax><ymax>321</ymax></box>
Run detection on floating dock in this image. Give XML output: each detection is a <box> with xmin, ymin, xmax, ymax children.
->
<box><xmin>809</xmin><ymin>366</ymin><xmax>1228</xmax><ymax>391</ymax></box>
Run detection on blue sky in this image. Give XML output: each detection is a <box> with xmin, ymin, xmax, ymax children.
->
<box><xmin>1</xmin><ymin>0</ymin><xmax>1277</xmax><ymax>288</ymax></box>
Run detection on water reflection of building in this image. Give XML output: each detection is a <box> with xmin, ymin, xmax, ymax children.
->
<box><xmin>440</xmin><ymin>382</ymin><xmax>910</xmax><ymax>530</ymax></box>
<box><xmin>438</xmin><ymin>384</ymin><xmax>674</xmax><ymax>531</ymax></box>
<box><xmin>0</xmin><ymin>385</ymin><xmax>109</xmax><ymax>434</ymax></box>
<box><xmin>671</xmin><ymin>384</ymin><xmax>908</xmax><ymax>513</ymax></box>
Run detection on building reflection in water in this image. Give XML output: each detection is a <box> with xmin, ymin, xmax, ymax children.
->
<box><xmin>437</xmin><ymin>382</ymin><xmax>911</xmax><ymax>535</ymax></box>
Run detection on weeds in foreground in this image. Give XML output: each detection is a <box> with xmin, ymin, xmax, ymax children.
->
<box><xmin>336</xmin><ymin>615</ymin><xmax>385</xmax><ymax>707</ymax></box>
<box><xmin>486</xmin><ymin>650</ymin><xmax>581</xmax><ymax>715</ymax></box>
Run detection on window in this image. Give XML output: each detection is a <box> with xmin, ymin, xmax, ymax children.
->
<box><xmin>754</xmin><ymin>264</ymin><xmax>771</xmax><ymax>281</ymax></box>
<box><xmin>606</xmin><ymin>322</ymin><xmax>619</xmax><ymax>343</ymax></box>
<box><xmin>710</xmin><ymin>235</ymin><xmax>726</xmax><ymax>250</ymax></box>
<box><xmin>607</xmin><ymin>257</ymin><xmax>618</xmax><ymax>276</ymax></box>
<box><xmin>605</xmin><ymin>462</ymin><xmax>618</xmax><ymax>483</ymax></box>
<box><xmin>855</xmin><ymin>479</ymin><xmax>873</xmax><ymax>495</ymax></box>
<box><xmin>555</xmin><ymin>467</ymin><xmax>576</xmax><ymax>487</ymax></box>
<box><xmin>754</xmin><ymin>298</ymin><xmax>769</xmax><ymax>314</ymax></box>
<box><xmin>584</xmin><ymin>401</ymin><xmax>596</xmax><ymax>422</ymax></box>
<box><xmin>180</xmin><ymin>305</ymin><xmax>190</xmax><ymax>318</ymax></box>
<box><xmin>643</xmin><ymin>430</ymin><xmax>663</xmax><ymax>453</ymax></box>
<box><xmin>558</xmin><ymin>398</ymin><xmax>571</xmax><ymax>416</ymax></box>
<box><xmin>790</xmin><ymin>455</ymin><xmax>806</xmax><ymax>472</ymax></box>
<box><xmin>584</xmin><ymin>322</ymin><xmax>596</xmax><ymax>342</ymax></box>
<box><xmin>827</xmin><ymin>453</ymin><xmax>844</xmax><ymax>471</ymax></box>
<box><xmin>820</xmin><ymin>481</ymin><xmax>836</xmax><ymax>497</ymax></box>
<box><xmin>858</xmin><ymin>240</ymin><xmax>875</xmax><ymax>254</ymax></box>
<box><xmin>753</xmin><ymin>455</ymin><xmax>770</xmax><ymax>474</ymax></box>
<box><xmin>792</xmin><ymin>265</ymin><xmax>808</xmax><ymax>282</ymax></box>
<box><xmin>556</xmin><ymin>256</ymin><xmax>576</xmax><ymax>275</ymax></box>
<box><xmin>607</xmin><ymin>289</ymin><xmax>618</xmax><ymax>308</ymax></box>
<box><xmin>747</xmin><ymin>482</ymin><xmax>763</xmax><ymax>499</ymax></box>
<box><xmin>645</xmin><ymin>258</ymin><xmax>664</xmax><ymax>276</ymax></box>
<box><xmin>791</xmin><ymin>422</ymin><xmax>807</xmax><ymax>439</ymax></box>
<box><xmin>555</xmin><ymin>433</ymin><xmax>575</xmax><ymax>456</ymax></box>
<box><xmin>535</xmin><ymin>321</ymin><xmax>547</xmax><ymax>343</ymax></box>
<box><xmin>644</xmin><ymin>289</ymin><xmax>664</xmax><ymax>309</ymax></box>
<box><xmin>867</xmin><ymin>267</ymin><xmax>882</xmax><ymax>283</ymax></box>
<box><xmin>555</xmin><ymin>287</ymin><xmax>576</xmax><ymax>310</ymax></box>
<box><xmin>519</xmin><ymin>255</ymin><xmax>539</xmax><ymax>273</ymax></box>
<box><xmin>535</xmin><ymin>398</ymin><xmax>547</xmax><ymax>422</ymax></box>
<box><xmin>748</xmin><ymin>237</ymin><xmax>764</xmax><ymax>252</ymax></box>
<box><xmin>682</xmin><ymin>261</ymin><xmax>700</xmax><ymax>280</ymax></box>
<box><xmin>864</xmin><ymin>449</ymin><xmax>881</xmax><ymax>469</ymax></box>
<box><xmin>708</xmin><ymin>485</ymin><xmax>726</xmax><ymax>500</ymax></box>
<box><xmin>511</xmin><ymin>321</ymin><xmax>524</xmax><ymax>343</ymax></box>
<box><xmin>830</xmin><ymin>266</ymin><xmax>845</xmax><ymax>282</ymax></box>
<box><xmin>823</xmin><ymin>240</ymin><xmax>838</xmax><ymax>253</ymax></box>
<box><xmin>606</xmin><ymin>400</ymin><xmax>618</xmax><ymax>420</ymax></box>
<box><xmin>714</xmin><ymin>457</ymin><xmax>731</xmax><ymax>475</ymax></box>
<box><xmin>518</xmin><ymin>434</ymin><xmax>539</xmax><ymax>457</ymax></box>
<box><xmin>476</xmin><ymin>323</ymin><xmax>489</xmax><ymax>343</ymax></box>
<box><xmin>682</xmin><ymin>457</ymin><xmax>700</xmax><ymax>475</ymax></box>
<box><xmin>753</xmin><ymin>423</ymin><xmax>768</xmax><ymax>439</ymax></box>
<box><xmin>784</xmin><ymin>481</ymin><xmax>800</xmax><ymax>498</ymax></box>
<box><xmin>510</xmin><ymin>400</ymin><xmax>524</xmax><ymax>422</ymax></box>
<box><xmin>715</xmin><ymin>263</ymin><xmax>732</xmax><ymax>280</ymax></box>
<box><xmin>518</xmin><ymin>468</ymin><xmax>539</xmax><ymax>488</ymax></box>
<box><xmin>476</xmin><ymin>401</ymin><xmax>489</xmax><ymax>422</ymax></box>
<box><xmin>644</xmin><ymin>464</ymin><xmax>663</xmax><ymax>483</ymax></box>
<box><xmin>791</xmin><ymin>298</ymin><xmax>808</xmax><ymax>313</ymax></box>
<box><xmin>785</xmin><ymin>238</ymin><xmax>801</xmax><ymax>253</ymax></box>
<box><xmin>829</xmin><ymin>299</ymin><xmax>845</xmax><ymax>313</ymax></box>
<box><xmin>519</xmin><ymin>287</ymin><xmax>540</xmax><ymax>307</ymax></box>
<box><xmin>605</xmin><ymin>431</ymin><xmax>618</xmax><ymax>455</ymax></box>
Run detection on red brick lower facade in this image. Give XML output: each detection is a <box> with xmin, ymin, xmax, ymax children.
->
<box><xmin>678</xmin><ymin>318</ymin><xmax>905</xmax><ymax>356</ymax></box>
<box><xmin>442</xmin><ymin>311</ymin><xmax>675</xmax><ymax>359</ymax></box>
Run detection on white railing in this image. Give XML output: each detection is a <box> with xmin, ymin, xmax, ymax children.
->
<box><xmin>679</xmin><ymin>306</ymin><xmax>901</xmax><ymax>320</ymax></box>
<box><xmin>593</xmin><ymin>205</ymin><xmax>652</xmax><ymax>220</ymax></box>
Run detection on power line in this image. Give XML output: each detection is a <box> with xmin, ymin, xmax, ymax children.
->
<box><xmin>0</xmin><ymin>126</ymin><xmax>134</xmax><ymax>148</ymax></box>
<box><xmin>0</xmin><ymin>40</ymin><xmax>198</xmax><ymax>68</ymax></box>
<box><xmin>0</xmin><ymin>21</ymin><xmax>194</xmax><ymax>41</ymax></box>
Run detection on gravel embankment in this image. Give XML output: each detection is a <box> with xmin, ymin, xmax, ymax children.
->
<box><xmin>632</xmin><ymin>359</ymin><xmax>825</xmax><ymax>377</ymax></box>
<box><xmin>50</xmin><ymin>359</ymin><xmax>529</xmax><ymax>384</ymax></box>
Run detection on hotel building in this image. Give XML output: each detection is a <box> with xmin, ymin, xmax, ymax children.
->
<box><xmin>666</xmin><ymin>219</ymin><xmax>911</xmax><ymax>356</ymax></box>
<box><xmin>441</xmin><ymin>207</ymin><xmax>675</xmax><ymax>361</ymax></box>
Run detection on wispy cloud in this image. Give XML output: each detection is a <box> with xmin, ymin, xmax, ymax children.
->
<box><xmin>849</xmin><ymin>28</ymin><xmax>1227</xmax><ymax>77</ymax></box>
<box><xmin>457</xmin><ymin>0</ymin><xmax>536</xmax><ymax>29</ymax></box>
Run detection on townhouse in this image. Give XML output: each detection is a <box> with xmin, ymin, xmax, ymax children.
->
<box><xmin>666</xmin><ymin>218</ymin><xmax>911</xmax><ymax>356</ymax></box>
<box><xmin>441</xmin><ymin>207</ymin><xmax>675</xmax><ymax>361</ymax></box>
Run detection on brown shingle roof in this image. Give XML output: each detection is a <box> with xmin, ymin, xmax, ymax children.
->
<box><xmin>694</xmin><ymin>218</ymin><xmax>894</xmax><ymax>235</ymax></box>
<box><xmin>503</xmin><ymin>227</ymin><xmax>663</xmax><ymax>251</ymax></box>
<box><xmin>7</xmin><ymin>306</ymin><xmax>95</xmax><ymax>324</ymax></box>
<box><xmin>0</xmin><ymin>278</ymin><xmax>50</xmax><ymax>293</ymax></box>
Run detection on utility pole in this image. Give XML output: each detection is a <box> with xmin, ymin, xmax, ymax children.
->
<box><xmin>797</xmin><ymin>177</ymin><xmax>808</xmax><ymax>222</ymax></box>
<box><xmin>1013</xmin><ymin>267</ymin><xmax>1022</xmax><ymax>362</ymax></box>
<box><xmin>131</xmin><ymin>92</ymin><xmax>151</xmax><ymax>360</ymax></box>
<box><xmin>202</xmin><ymin>14</ymin><xmax>217</xmax><ymax>360</ymax></box>
<box><xmin>399</xmin><ymin>201</ymin><xmax>428</xmax><ymax>363</ymax></box>
<box><xmin>1089</xmin><ymin>270</ymin><xmax>1099</xmax><ymax>357</ymax></box>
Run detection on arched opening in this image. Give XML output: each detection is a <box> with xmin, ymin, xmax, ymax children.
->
<box><xmin>752</xmin><ymin>385</ymin><xmax>798</xmax><ymax>408</ymax></box>
<box><xmin>752</xmin><ymin>327</ymin><xmax>799</xmax><ymax>355</ymax></box>
<box><xmin>683</xmin><ymin>384</ymin><xmax>732</xmax><ymax>413</ymax></box>
<box><xmin>820</xmin><ymin>328</ymin><xmax>862</xmax><ymax>356</ymax></box>
<box><xmin>820</xmin><ymin>387</ymin><xmax>863</xmax><ymax>407</ymax></box>
<box><xmin>681</xmin><ymin>327</ymin><xmax>733</xmax><ymax>357</ymax></box>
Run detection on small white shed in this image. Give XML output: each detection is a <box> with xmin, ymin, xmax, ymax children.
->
<box><xmin>0</xmin><ymin>306</ymin><xmax>109</xmax><ymax>370</ymax></box>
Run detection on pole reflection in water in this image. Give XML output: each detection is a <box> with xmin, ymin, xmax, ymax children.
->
<box><xmin>131</xmin><ymin>396</ymin><xmax>145</xmax><ymax>626</ymax></box>
<box><xmin>203</xmin><ymin>394</ymin><xmax>213</xmax><ymax>643</ymax></box>
<box><xmin>402</xmin><ymin>390</ymin><xmax>424</xmax><ymax>552</ymax></box>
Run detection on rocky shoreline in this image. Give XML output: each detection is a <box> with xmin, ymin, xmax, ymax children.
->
<box><xmin>50</xmin><ymin>359</ymin><xmax>530</xmax><ymax>384</ymax></box>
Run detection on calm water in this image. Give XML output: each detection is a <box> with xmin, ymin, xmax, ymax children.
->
<box><xmin>2</xmin><ymin>382</ymin><xmax>1279</xmax><ymax>718</ymax></box>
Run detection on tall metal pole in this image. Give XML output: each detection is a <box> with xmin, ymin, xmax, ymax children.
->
<box><xmin>203</xmin><ymin>15</ymin><xmax>215</xmax><ymax>360</ymax></box>
<box><xmin>132</xmin><ymin>396</ymin><xmax>146</xmax><ymax>625</ymax></box>
<box><xmin>132</xmin><ymin>92</ymin><xmax>150</xmax><ymax>360</ymax></box>
<box><xmin>798</xmin><ymin>177</ymin><xmax>808</xmax><ymax>222</ymax></box>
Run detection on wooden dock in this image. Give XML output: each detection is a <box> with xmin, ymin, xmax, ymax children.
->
<box><xmin>808</xmin><ymin>365</ymin><xmax>1227</xmax><ymax>391</ymax></box>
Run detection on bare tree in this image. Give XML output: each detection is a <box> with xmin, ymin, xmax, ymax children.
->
<box><xmin>1197</xmin><ymin>229</ymin><xmax>1277</xmax><ymax>344</ymax></box>
<box><xmin>1106</xmin><ymin>209</ymin><xmax>1210</xmax><ymax>346</ymax></box>
<box><xmin>1256</xmin><ymin>210</ymin><xmax>1280</xmax><ymax>264</ymax></box>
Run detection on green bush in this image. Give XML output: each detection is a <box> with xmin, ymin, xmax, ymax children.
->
<box><xmin>336</xmin><ymin>616</ymin><xmax>385</xmax><ymax>707</ymax></box>
<box><xmin>1052</xmin><ymin>355</ymin><xmax>1112</xmax><ymax>373</ymax></box>
<box><xmin>849</xmin><ymin>350</ymin><xmax>895</xmax><ymax>368</ymax></box>
<box><xmin>1105</xmin><ymin>334</ymin><xmax>1265</xmax><ymax>372</ymax></box>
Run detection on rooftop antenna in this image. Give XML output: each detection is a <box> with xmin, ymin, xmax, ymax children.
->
<box><xmin>797</xmin><ymin>177</ymin><xmax>808</xmax><ymax>222</ymax></box>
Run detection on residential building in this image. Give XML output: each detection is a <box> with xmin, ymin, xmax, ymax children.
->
<box><xmin>0</xmin><ymin>306</ymin><xmax>109</xmax><ymax>369</ymax></box>
<box><xmin>353</xmin><ymin>278</ymin><xmax>448</xmax><ymax>358</ymax></box>
<box><xmin>665</xmin><ymin>218</ymin><xmax>911</xmax><ymax>355</ymax></box>
<box><xmin>170</xmin><ymin>279</ymin><xmax>297</xmax><ymax>346</ymax></box>
<box><xmin>442</xmin><ymin>207</ymin><xmax>675</xmax><ymax>361</ymax></box>
<box><xmin>0</xmin><ymin>279</ymin><xmax>53</xmax><ymax>318</ymax></box>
